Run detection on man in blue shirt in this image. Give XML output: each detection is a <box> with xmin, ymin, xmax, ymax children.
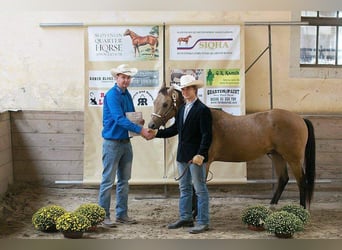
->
<box><xmin>99</xmin><ymin>64</ymin><xmax>152</xmax><ymax>227</ymax></box>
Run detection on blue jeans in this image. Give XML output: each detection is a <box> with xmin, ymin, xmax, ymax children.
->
<box><xmin>98</xmin><ymin>139</ymin><xmax>133</xmax><ymax>219</ymax></box>
<box><xmin>177</xmin><ymin>161</ymin><xmax>209</xmax><ymax>225</ymax></box>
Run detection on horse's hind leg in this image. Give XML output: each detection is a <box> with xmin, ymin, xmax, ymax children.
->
<box><xmin>270</xmin><ymin>153</ymin><xmax>289</xmax><ymax>206</ymax></box>
<box><xmin>289</xmin><ymin>161</ymin><xmax>306</xmax><ymax>208</ymax></box>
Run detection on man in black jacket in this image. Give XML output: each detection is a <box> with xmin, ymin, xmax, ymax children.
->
<box><xmin>152</xmin><ymin>74</ymin><xmax>212</xmax><ymax>234</ymax></box>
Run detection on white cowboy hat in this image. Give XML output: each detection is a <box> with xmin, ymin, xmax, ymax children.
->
<box><xmin>174</xmin><ymin>74</ymin><xmax>204</xmax><ymax>90</ymax></box>
<box><xmin>110</xmin><ymin>64</ymin><xmax>138</xmax><ymax>77</ymax></box>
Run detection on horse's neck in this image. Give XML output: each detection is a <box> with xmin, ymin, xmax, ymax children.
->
<box><xmin>174</xmin><ymin>89</ymin><xmax>184</xmax><ymax>107</ymax></box>
<box><xmin>129</xmin><ymin>31</ymin><xmax>137</xmax><ymax>38</ymax></box>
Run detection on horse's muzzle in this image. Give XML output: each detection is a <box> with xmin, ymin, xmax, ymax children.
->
<box><xmin>148</xmin><ymin>122</ymin><xmax>156</xmax><ymax>129</ymax></box>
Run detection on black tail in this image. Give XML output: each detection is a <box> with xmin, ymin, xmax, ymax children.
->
<box><xmin>303</xmin><ymin>118</ymin><xmax>316</xmax><ymax>206</ymax></box>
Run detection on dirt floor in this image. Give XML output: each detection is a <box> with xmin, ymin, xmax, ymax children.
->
<box><xmin>0</xmin><ymin>183</ymin><xmax>341</xmax><ymax>239</ymax></box>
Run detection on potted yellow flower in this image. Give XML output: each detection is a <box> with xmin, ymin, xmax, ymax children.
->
<box><xmin>264</xmin><ymin>210</ymin><xmax>304</xmax><ymax>238</ymax></box>
<box><xmin>75</xmin><ymin>203</ymin><xmax>106</xmax><ymax>231</ymax></box>
<box><xmin>280</xmin><ymin>204</ymin><xmax>310</xmax><ymax>225</ymax></box>
<box><xmin>241</xmin><ymin>204</ymin><xmax>272</xmax><ymax>231</ymax></box>
<box><xmin>32</xmin><ymin>205</ymin><xmax>66</xmax><ymax>232</ymax></box>
<box><xmin>55</xmin><ymin>212</ymin><xmax>91</xmax><ymax>238</ymax></box>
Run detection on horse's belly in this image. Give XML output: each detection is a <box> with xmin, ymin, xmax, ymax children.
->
<box><xmin>211</xmin><ymin>146</ymin><xmax>268</xmax><ymax>162</ymax></box>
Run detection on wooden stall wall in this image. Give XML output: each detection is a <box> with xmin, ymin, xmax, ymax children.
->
<box><xmin>305</xmin><ymin>115</ymin><xmax>342</xmax><ymax>191</ymax></box>
<box><xmin>10</xmin><ymin>111</ymin><xmax>84</xmax><ymax>185</ymax></box>
<box><xmin>0</xmin><ymin>111</ymin><xmax>13</xmax><ymax>195</ymax></box>
<box><xmin>9</xmin><ymin>111</ymin><xmax>342</xmax><ymax>193</ymax></box>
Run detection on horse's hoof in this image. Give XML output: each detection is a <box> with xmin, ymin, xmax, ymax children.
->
<box><xmin>269</xmin><ymin>204</ymin><xmax>277</xmax><ymax>211</ymax></box>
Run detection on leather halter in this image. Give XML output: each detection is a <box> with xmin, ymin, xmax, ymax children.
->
<box><xmin>151</xmin><ymin>91</ymin><xmax>178</xmax><ymax>127</ymax></box>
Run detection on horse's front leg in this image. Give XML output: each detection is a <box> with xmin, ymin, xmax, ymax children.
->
<box><xmin>134</xmin><ymin>45</ymin><xmax>140</xmax><ymax>57</ymax></box>
<box><xmin>136</xmin><ymin>45</ymin><xmax>140</xmax><ymax>56</ymax></box>
<box><xmin>150</xmin><ymin>45</ymin><xmax>155</xmax><ymax>58</ymax></box>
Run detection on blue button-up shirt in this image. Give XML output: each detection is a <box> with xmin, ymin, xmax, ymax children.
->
<box><xmin>102</xmin><ymin>84</ymin><xmax>142</xmax><ymax>140</ymax></box>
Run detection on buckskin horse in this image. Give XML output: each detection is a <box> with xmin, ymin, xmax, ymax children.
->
<box><xmin>123</xmin><ymin>29</ymin><xmax>159</xmax><ymax>58</ymax></box>
<box><xmin>148</xmin><ymin>86</ymin><xmax>316</xmax><ymax>212</ymax></box>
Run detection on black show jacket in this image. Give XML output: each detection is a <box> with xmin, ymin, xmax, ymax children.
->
<box><xmin>156</xmin><ymin>99</ymin><xmax>212</xmax><ymax>163</ymax></box>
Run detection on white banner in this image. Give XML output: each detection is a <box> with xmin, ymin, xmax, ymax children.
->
<box><xmin>169</xmin><ymin>25</ymin><xmax>240</xmax><ymax>61</ymax></box>
<box><xmin>88</xmin><ymin>26</ymin><xmax>159</xmax><ymax>61</ymax></box>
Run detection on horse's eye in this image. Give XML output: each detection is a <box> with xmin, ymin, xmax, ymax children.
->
<box><xmin>162</xmin><ymin>103</ymin><xmax>168</xmax><ymax>108</ymax></box>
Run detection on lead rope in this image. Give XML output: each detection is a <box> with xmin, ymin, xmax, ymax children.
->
<box><xmin>206</xmin><ymin>170</ymin><xmax>213</xmax><ymax>182</ymax></box>
<box><xmin>174</xmin><ymin>162</ymin><xmax>214</xmax><ymax>183</ymax></box>
<box><xmin>174</xmin><ymin>163</ymin><xmax>190</xmax><ymax>181</ymax></box>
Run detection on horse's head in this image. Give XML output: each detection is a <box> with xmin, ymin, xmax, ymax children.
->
<box><xmin>123</xmin><ymin>29</ymin><xmax>131</xmax><ymax>36</ymax></box>
<box><xmin>148</xmin><ymin>86</ymin><xmax>184</xmax><ymax>129</ymax></box>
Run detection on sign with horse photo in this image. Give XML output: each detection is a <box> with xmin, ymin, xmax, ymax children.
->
<box><xmin>169</xmin><ymin>25</ymin><xmax>240</xmax><ymax>61</ymax></box>
<box><xmin>88</xmin><ymin>25</ymin><xmax>159</xmax><ymax>61</ymax></box>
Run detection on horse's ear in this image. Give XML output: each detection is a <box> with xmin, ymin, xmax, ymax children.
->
<box><xmin>168</xmin><ymin>85</ymin><xmax>175</xmax><ymax>93</ymax></box>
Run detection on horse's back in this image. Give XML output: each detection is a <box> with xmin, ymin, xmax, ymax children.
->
<box><xmin>208</xmin><ymin>108</ymin><xmax>308</xmax><ymax>162</ymax></box>
<box><xmin>262</xmin><ymin>109</ymin><xmax>308</xmax><ymax>141</ymax></box>
<box><xmin>210</xmin><ymin>108</ymin><xmax>306</xmax><ymax>135</ymax></box>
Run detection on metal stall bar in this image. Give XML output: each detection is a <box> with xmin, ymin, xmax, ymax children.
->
<box><xmin>135</xmin><ymin>23</ymin><xmax>171</xmax><ymax>200</ymax></box>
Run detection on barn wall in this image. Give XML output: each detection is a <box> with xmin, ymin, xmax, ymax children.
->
<box><xmin>9</xmin><ymin>111</ymin><xmax>342</xmax><ymax>193</ymax></box>
<box><xmin>1</xmin><ymin>11</ymin><xmax>342</xmax><ymax>114</ymax></box>
<box><xmin>10</xmin><ymin>111</ymin><xmax>84</xmax><ymax>185</ymax></box>
<box><xmin>0</xmin><ymin>111</ymin><xmax>13</xmax><ymax>195</ymax></box>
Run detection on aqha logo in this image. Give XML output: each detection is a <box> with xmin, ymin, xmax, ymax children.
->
<box><xmin>198</xmin><ymin>38</ymin><xmax>231</xmax><ymax>49</ymax></box>
<box><xmin>177</xmin><ymin>38</ymin><xmax>233</xmax><ymax>50</ymax></box>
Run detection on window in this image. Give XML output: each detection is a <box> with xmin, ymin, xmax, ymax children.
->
<box><xmin>300</xmin><ymin>11</ymin><xmax>342</xmax><ymax>67</ymax></box>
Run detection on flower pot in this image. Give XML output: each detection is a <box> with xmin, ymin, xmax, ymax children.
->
<box><xmin>87</xmin><ymin>225</ymin><xmax>98</xmax><ymax>232</ymax></box>
<box><xmin>62</xmin><ymin>231</ymin><xmax>84</xmax><ymax>239</ymax></box>
<box><xmin>275</xmin><ymin>232</ymin><xmax>293</xmax><ymax>239</ymax></box>
<box><xmin>247</xmin><ymin>224</ymin><xmax>265</xmax><ymax>231</ymax></box>
<box><xmin>43</xmin><ymin>225</ymin><xmax>58</xmax><ymax>233</ymax></box>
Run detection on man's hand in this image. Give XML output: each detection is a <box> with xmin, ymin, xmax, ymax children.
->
<box><xmin>140</xmin><ymin>127</ymin><xmax>150</xmax><ymax>139</ymax></box>
<box><xmin>138</xmin><ymin>118</ymin><xmax>145</xmax><ymax>126</ymax></box>
<box><xmin>192</xmin><ymin>155</ymin><xmax>204</xmax><ymax>166</ymax></box>
<box><xmin>146</xmin><ymin>129</ymin><xmax>158</xmax><ymax>140</ymax></box>
<box><xmin>140</xmin><ymin>128</ymin><xmax>157</xmax><ymax>140</ymax></box>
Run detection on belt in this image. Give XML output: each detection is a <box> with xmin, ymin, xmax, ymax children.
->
<box><xmin>112</xmin><ymin>138</ymin><xmax>130</xmax><ymax>143</ymax></box>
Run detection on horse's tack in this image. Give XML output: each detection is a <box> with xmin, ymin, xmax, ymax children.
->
<box><xmin>173</xmin><ymin>161</ymin><xmax>213</xmax><ymax>183</ymax></box>
<box><xmin>151</xmin><ymin>90</ymin><xmax>178</xmax><ymax>126</ymax></box>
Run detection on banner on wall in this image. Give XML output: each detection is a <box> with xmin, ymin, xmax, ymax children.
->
<box><xmin>166</xmin><ymin>24</ymin><xmax>246</xmax><ymax>183</ymax></box>
<box><xmin>84</xmin><ymin>25</ymin><xmax>166</xmax><ymax>184</ymax></box>
<box><xmin>87</xmin><ymin>70</ymin><xmax>160</xmax><ymax>107</ymax></box>
<box><xmin>83</xmin><ymin>24</ymin><xmax>246</xmax><ymax>185</ymax></box>
<box><xmin>87</xmin><ymin>26</ymin><xmax>160</xmax><ymax>61</ymax></box>
<box><xmin>169</xmin><ymin>25</ymin><xmax>240</xmax><ymax>61</ymax></box>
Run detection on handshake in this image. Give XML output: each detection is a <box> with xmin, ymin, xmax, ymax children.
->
<box><xmin>140</xmin><ymin>127</ymin><xmax>157</xmax><ymax>140</ymax></box>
